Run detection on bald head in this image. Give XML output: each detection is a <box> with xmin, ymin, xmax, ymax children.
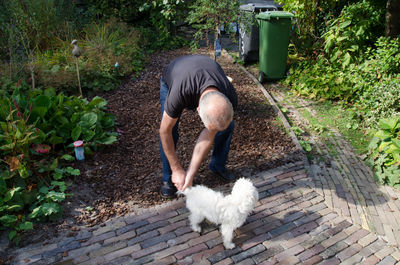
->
<box><xmin>198</xmin><ymin>91</ymin><xmax>233</xmax><ymax>131</ymax></box>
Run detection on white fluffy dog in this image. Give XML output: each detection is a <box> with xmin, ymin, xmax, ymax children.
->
<box><xmin>180</xmin><ymin>178</ymin><xmax>259</xmax><ymax>249</ymax></box>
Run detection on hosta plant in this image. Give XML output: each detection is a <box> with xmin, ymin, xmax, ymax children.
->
<box><xmin>367</xmin><ymin>117</ymin><xmax>400</xmax><ymax>187</ymax></box>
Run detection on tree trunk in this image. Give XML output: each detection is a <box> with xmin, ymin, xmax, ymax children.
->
<box><xmin>385</xmin><ymin>0</ymin><xmax>400</xmax><ymax>38</ymax></box>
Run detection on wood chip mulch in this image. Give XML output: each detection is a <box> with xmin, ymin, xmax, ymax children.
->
<box><xmin>17</xmin><ymin>48</ymin><xmax>302</xmax><ymax>246</ymax></box>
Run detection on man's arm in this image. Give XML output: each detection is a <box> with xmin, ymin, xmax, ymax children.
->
<box><xmin>159</xmin><ymin>111</ymin><xmax>186</xmax><ymax>189</ymax></box>
<box><xmin>182</xmin><ymin>127</ymin><xmax>218</xmax><ymax>190</ymax></box>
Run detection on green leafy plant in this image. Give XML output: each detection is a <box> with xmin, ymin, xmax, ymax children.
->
<box><xmin>27</xmin><ymin>87</ymin><xmax>117</xmax><ymax>149</ymax></box>
<box><xmin>299</xmin><ymin>140</ymin><xmax>312</xmax><ymax>152</ymax></box>
<box><xmin>0</xmin><ymin>83</ymin><xmax>114</xmax><ymax>244</ymax></box>
<box><xmin>186</xmin><ymin>0</ymin><xmax>239</xmax><ymax>51</ymax></box>
<box><xmin>278</xmin><ymin>0</ymin><xmax>340</xmax><ymax>55</ymax></box>
<box><xmin>322</xmin><ymin>0</ymin><xmax>385</xmax><ymax>68</ymax></box>
<box><xmin>367</xmin><ymin>117</ymin><xmax>400</xmax><ymax>187</ymax></box>
<box><xmin>33</xmin><ymin>19</ymin><xmax>147</xmax><ymax>94</ymax></box>
<box><xmin>291</xmin><ymin>126</ymin><xmax>305</xmax><ymax>136</ymax></box>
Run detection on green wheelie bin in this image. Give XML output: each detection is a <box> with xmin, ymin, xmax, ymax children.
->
<box><xmin>256</xmin><ymin>11</ymin><xmax>294</xmax><ymax>82</ymax></box>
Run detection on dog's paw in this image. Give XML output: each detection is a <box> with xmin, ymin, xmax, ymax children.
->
<box><xmin>191</xmin><ymin>225</ymin><xmax>201</xmax><ymax>233</ymax></box>
<box><xmin>224</xmin><ymin>242</ymin><xmax>235</xmax><ymax>249</ymax></box>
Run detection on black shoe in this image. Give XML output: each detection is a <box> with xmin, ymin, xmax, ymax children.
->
<box><xmin>160</xmin><ymin>181</ymin><xmax>177</xmax><ymax>198</ymax></box>
<box><xmin>211</xmin><ymin>170</ymin><xmax>236</xmax><ymax>181</ymax></box>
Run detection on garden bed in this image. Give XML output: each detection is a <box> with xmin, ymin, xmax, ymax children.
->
<box><xmin>18</xmin><ymin>48</ymin><xmax>302</xmax><ymax>245</ymax></box>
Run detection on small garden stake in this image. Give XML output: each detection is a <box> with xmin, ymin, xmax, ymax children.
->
<box><xmin>71</xmin><ymin>39</ymin><xmax>82</xmax><ymax>97</ymax></box>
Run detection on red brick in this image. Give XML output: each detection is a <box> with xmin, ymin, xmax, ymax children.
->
<box><xmin>291</xmin><ymin>222</ymin><xmax>319</xmax><ymax>237</ymax></box>
<box><xmin>175</xmin><ymin>243</ymin><xmax>208</xmax><ymax>260</ymax></box>
<box><xmin>192</xmin><ymin>245</ymin><xmax>224</xmax><ymax>262</ymax></box>
<box><xmin>326</xmin><ymin>220</ymin><xmax>352</xmax><ymax>236</ymax></box>
<box><xmin>298</xmin><ymin>244</ymin><xmax>324</xmax><ymax>261</ymax></box>
<box><xmin>296</xmin><ymin>200</ymin><xmax>313</xmax><ymax>210</ymax></box>
<box><xmin>344</xmin><ymin>229</ymin><xmax>370</xmax><ymax>245</ymax></box>
<box><xmin>131</xmin><ymin>242</ymin><xmax>168</xmax><ymax>259</ymax></box>
<box><xmin>188</xmin><ymin>230</ymin><xmax>220</xmax><ymax>246</ymax></box>
<box><xmin>241</xmin><ymin>233</ymin><xmax>270</xmax><ymax>250</ymax></box>
<box><xmin>282</xmin><ymin>233</ymin><xmax>310</xmax><ymax>249</ymax></box>
<box><xmin>238</xmin><ymin>219</ymin><xmax>265</xmax><ymax>233</ymax></box>
<box><xmin>256</xmin><ymin>200</ymin><xmax>281</xmax><ymax>211</ymax></box>
<box><xmin>175</xmin><ymin>226</ymin><xmax>193</xmax><ymax>236</ymax></box>
<box><xmin>293</xmin><ymin>173</ymin><xmax>307</xmax><ymax>180</ymax></box>
<box><xmin>154</xmin><ymin>243</ymin><xmax>189</xmax><ymax>260</ymax></box>
<box><xmin>337</xmin><ymin>244</ymin><xmax>363</xmax><ymax>261</ymax></box>
<box><xmin>158</xmin><ymin>220</ymin><xmax>187</xmax><ymax>234</ymax></box>
<box><xmin>276</xmin><ymin>170</ymin><xmax>299</xmax><ymax>180</ymax></box>
<box><xmin>168</xmin><ymin>232</ymin><xmax>198</xmax><ymax>246</ymax></box>
<box><xmin>359</xmin><ymin>255</ymin><xmax>380</xmax><ymax>265</ymax></box>
<box><xmin>81</xmin><ymin>231</ymin><xmax>116</xmax><ymax>246</ymax></box>
<box><xmin>235</xmin><ymin>258</ymin><xmax>254</xmax><ymax>265</ymax></box>
<box><xmin>260</xmin><ymin>193</ymin><xmax>285</xmax><ymax>204</ymax></box>
<box><xmin>153</xmin><ymin>256</ymin><xmax>177</xmax><ymax>265</ymax></box>
<box><xmin>321</xmin><ymin>232</ymin><xmax>347</xmax><ymax>248</ymax></box>
<box><xmin>102</xmin><ymin>244</ymin><xmax>140</xmax><ymax>262</ymax></box>
<box><xmin>214</xmin><ymin>258</ymin><xmax>234</xmax><ymax>265</ymax></box>
<box><xmin>316</xmin><ymin>213</ymin><xmax>339</xmax><ymax>225</ymax></box>
<box><xmin>259</xmin><ymin>257</ymin><xmax>278</xmax><ymax>265</ymax></box>
<box><xmin>275</xmin><ymin>245</ymin><xmax>305</xmax><ymax>262</ymax></box>
<box><xmin>318</xmin><ymin>257</ymin><xmax>340</xmax><ymax>265</ymax></box>
<box><xmin>273</xmin><ymin>201</ymin><xmax>297</xmax><ymax>213</ymax></box>
<box><xmin>277</xmin><ymin>256</ymin><xmax>300</xmax><ymax>265</ymax></box>
<box><xmin>302</xmin><ymin>255</ymin><xmax>323</xmax><ymax>265</ymax></box>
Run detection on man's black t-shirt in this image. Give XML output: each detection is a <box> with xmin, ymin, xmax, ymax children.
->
<box><xmin>162</xmin><ymin>55</ymin><xmax>238</xmax><ymax>119</ymax></box>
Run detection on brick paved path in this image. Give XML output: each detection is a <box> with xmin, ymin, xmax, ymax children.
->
<box><xmin>8</xmin><ymin>162</ymin><xmax>400</xmax><ymax>264</ymax></box>
<box><xmin>263</xmin><ymin>81</ymin><xmax>400</xmax><ymax>249</ymax></box>
<box><xmin>6</xmin><ymin>54</ymin><xmax>400</xmax><ymax>264</ymax></box>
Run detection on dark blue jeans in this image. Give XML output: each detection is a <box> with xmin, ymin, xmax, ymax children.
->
<box><xmin>159</xmin><ymin>79</ymin><xmax>234</xmax><ymax>183</ymax></box>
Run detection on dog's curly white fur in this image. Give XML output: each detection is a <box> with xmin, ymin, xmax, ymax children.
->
<box><xmin>181</xmin><ymin>178</ymin><xmax>258</xmax><ymax>249</ymax></box>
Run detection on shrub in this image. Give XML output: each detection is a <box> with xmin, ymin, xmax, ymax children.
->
<box><xmin>34</xmin><ymin>19</ymin><xmax>146</xmax><ymax>94</ymax></box>
<box><xmin>0</xmin><ymin>82</ymin><xmax>116</xmax><ymax>243</ymax></box>
<box><xmin>367</xmin><ymin>117</ymin><xmax>400</xmax><ymax>188</ymax></box>
<box><xmin>322</xmin><ymin>0</ymin><xmax>385</xmax><ymax>68</ymax></box>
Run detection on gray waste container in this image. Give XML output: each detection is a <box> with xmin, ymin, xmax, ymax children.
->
<box><xmin>239</xmin><ymin>1</ymin><xmax>282</xmax><ymax>63</ymax></box>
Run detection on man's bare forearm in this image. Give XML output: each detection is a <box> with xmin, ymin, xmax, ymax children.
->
<box><xmin>185</xmin><ymin>128</ymin><xmax>217</xmax><ymax>187</ymax></box>
<box><xmin>160</xmin><ymin>130</ymin><xmax>182</xmax><ymax>171</ymax></box>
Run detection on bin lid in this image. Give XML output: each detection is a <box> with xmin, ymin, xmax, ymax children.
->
<box><xmin>240</xmin><ymin>3</ymin><xmax>278</xmax><ymax>12</ymax></box>
<box><xmin>256</xmin><ymin>11</ymin><xmax>294</xmax><ymax>20</ymax></box>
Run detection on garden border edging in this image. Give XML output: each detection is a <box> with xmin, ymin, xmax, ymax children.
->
<box><xmin>223</xmin><ymin>50</ymin><xmax>309</xmax><ymax>169</ymax></box>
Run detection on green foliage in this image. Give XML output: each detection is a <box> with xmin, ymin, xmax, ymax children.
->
<box><xmin>85</xmin><ymin>0</ymin><xmax>146</xmax><ymax>22</ymax></box>
<box><xmin>286</xmin><ymin>35</ymin><xmax>400</xmax><ymax>127</ymax></box>
<box><xmin>24</xmin><ymin>87</ymin><xmax>117</xmax><ymax>148</ymax></box>
<box><xmin>139</xmin><ymin>0</ymin><xmax>186</xmax><ymax>34</ymax></box>
<box><xmin>367</xmin><ymin>117</ymin><xmax>400</xmax><ymax>187</ymax></box>
<box><xmin>284</xmin><ymin>57</ymin><xmax>357</xmax><ymax>100</ymax></box>
<box><xmin>322</xmin><ymin>0</ymin><xmax>385</xmax><ymax>68</ymax></box>
<box><xmin>34</xmin><ymin>19</ymin><xmax>146</xmax><ymax>93</ymax></box>
<box><xmin>356</xmin><ymin>77</ymin><xmax>400</xmax><ymax>126</ymax></box>
<box><xmin>0</xmin><ymin>83</ymin><xmax>115</xmax><ymax>243</ymax></box>
<box><xmin>278</xmin><ymin>0</ymin><xmax>340</xmax><ymax>54</ymax></box>
<box><xmin>186</xmin><ymin>0</ymin><xmax>239</xmax><ymax>48</ymax></box>
<box><xmin>0</xmin><ymin>0</ymin><xmax>85</xmax><ymax>81</ymax></box>
<box><xmin>299</xmin><ymin>140</ymin><xmax>312</xmax><ymax>152</ymax></box>
<box><xmin>138</xmin><ymin>27</ymin><xmax>189</xmax><ymax>52</ymax></box>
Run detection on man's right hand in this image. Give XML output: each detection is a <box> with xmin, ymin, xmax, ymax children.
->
<box><xmin>171</xmin><ymin>168</ymin><xmax>186</xmax><ymax>190</ymax></box>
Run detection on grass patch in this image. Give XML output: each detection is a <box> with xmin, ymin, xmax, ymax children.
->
<box><xmin>290</xmin><ymin>99</ymin><xmax>370</xmax><ymax>155</ymax></box>
<box><xmin>311</xmin><ymin>101</ymin><xmax>370</xmax><ymax>155</ymax></box>
<box><xmin>273</xmin><ymin>115</ymin><xmax>290</xmax><ymax>137</ymax></box>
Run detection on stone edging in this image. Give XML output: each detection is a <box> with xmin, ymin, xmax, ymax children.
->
<box><xmin>223</xmin><ymin>50</ymin><xmax>309</xmax><ymax>169</ymax></box>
